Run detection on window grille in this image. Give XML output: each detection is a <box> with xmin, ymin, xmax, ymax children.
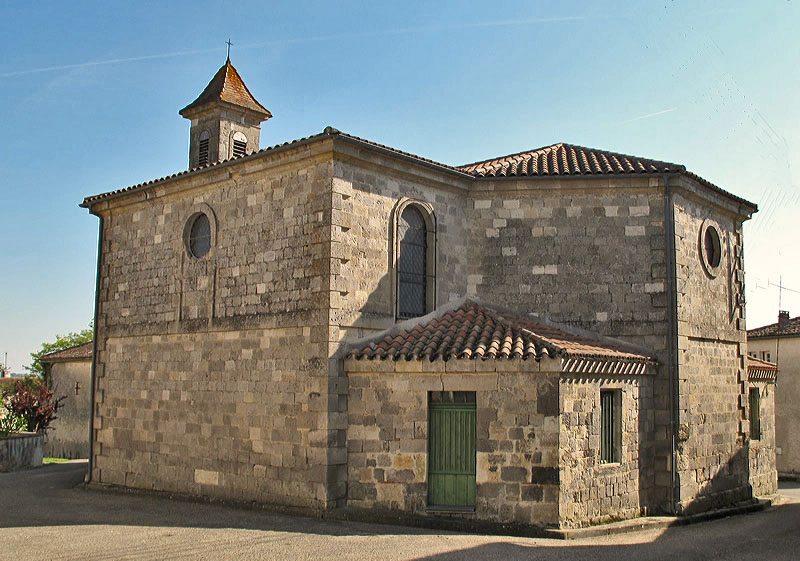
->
<box><xmin>600</xmin><ymin>390</ymin><xmax>621</xmax><ymax>463</ymax></box>
<box><xmin>397</xmin><ymin>206</ymin><xmax>427</xmax><ymax>319</ymax></box>
<box><xmin>749</xmin><ymin>388</ymin><xmax>761</xmax><ymax>440</ymax></box>
<box><xmin>232</xmin><ymin>139</ymin><xmax>247</xmax><ymax>158</ymax></box>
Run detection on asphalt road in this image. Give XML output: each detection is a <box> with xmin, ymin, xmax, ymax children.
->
<box><xmin>1</xmin><ymin>461</ymin><xmax>799</xmax><ymax>561</ymax></box>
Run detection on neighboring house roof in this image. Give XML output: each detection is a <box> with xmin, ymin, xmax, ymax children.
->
<box><xmin>81</xmin><ymin>128</ymin><xmax>757</xmax><ymax>212</ymax></box>
<box><xmin>348</xmin><ymin>300</ymin><xmax>656</xmax><ymax>373</ymax></box>
<box><xmin>179</xmin><ymin>59</ymin><xmax>272</xmax><ymax>118</ymax></box>
<box><xmin>747</xmin><ymin>355</ymin><xmax>777</xmax><ymax>381</ymax></box>
<box><xmin>748</xmin><ymin>316</ymin><xmax>800</xmax><ymax>339</ymax></box>
<box><xmin>39</xmin><ymin>342</ymin><xmax>93</xmax><ymax>363</ymax></box>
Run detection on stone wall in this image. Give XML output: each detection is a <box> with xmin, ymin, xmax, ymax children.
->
<box><xmin>559</xmin><ymin>374</ymin><xmax>651</xmax><ymax>527</ymax></box>
<box><xmin>345</xmin><ymin>357</ymin><xmax>562</xmax><ymax>527</ymax></box>
<box><xmin>328</xmin><ymin>155</ymin><xmax>471</xmax><ymax>339</ymax></box>
<box><xmin>465</xmin><ymin>177</ymin><xmax>670</xmax><ymax>510</ymax></box>
<box><xmin>749</xmin><ymin>380</ymin><xmax>777</xmax><ymax>496</ymax></box>
<box><xmin>45</xmin><ymin>360</ymin><xmax>91</xmax><ymax>459</ymax></box>
<box><xmin>466</xmin><ymin>178</ymin><xmax>669</xmax><ymax>352</ymax></box>
<box><xmin>90</xmin><ymin>142</ymin><xmax>341</xmax><ymax>507</ymax></box>
<box><xmin>672</xmin><ymin>187</ymin><xmax>751</xmax><ymax>512</ymax></box>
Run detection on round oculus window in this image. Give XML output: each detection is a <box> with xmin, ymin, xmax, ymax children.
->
<box><xmin>187</xmin><ymin>213</ymin><xmax>211</xmax><ymax>258</ymax></box>
<box><xmin>699</xmin><ymin>221</ymin><xmax>722</xmax><ymax>277</ymax></box>
<box><xmin>704</xmin><ymin>227</ymin><xmax>721</xmax><ymax>268</ymax></box>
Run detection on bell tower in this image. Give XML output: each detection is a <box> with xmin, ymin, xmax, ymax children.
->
<box><xmin>179</xmin><ymin>58</ymin><xmax>272</xmax><ymax>168</ymax></box>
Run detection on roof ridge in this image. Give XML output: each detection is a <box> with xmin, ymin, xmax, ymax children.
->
<box><xmin>346</xmin><ymin>299</ymin><xmax>657</xmax><ymax>365</ymax></box>
<box><xmin>457</xmin><ymin>143</ymin><xmax>564</xmax><ymax>169</ymax></box>
<box><xmin>458</xmin><ymin>142</ymin><xmax>686</xmax><ymax>172</ymax></box>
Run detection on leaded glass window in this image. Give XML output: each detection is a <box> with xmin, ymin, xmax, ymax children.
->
<box><xmin>188</xmin><ymin>213</ymin><xmax>211</xmax><ymax>258</ymax></box>
<box><xmin>397</xmin><ymin>206</ymin><xmax>427</xmax><ymax>319</ymax></box>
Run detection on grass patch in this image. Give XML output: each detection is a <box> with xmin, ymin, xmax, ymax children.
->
<box><xmin>43</xmin><ymin>457</ymin><xmax>70</xmax><ymax>464</ymax></box>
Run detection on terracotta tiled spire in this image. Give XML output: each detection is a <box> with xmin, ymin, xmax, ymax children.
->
<box><xmin>179</xmin><ymin>59</ymin><xmax>271</xmax><ymax>119</ymax></box>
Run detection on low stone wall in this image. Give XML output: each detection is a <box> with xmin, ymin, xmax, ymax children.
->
<box><xmin>0</xmin><ymin>432</ymin><xmax>43</xmax><ymax>472</ymax></box>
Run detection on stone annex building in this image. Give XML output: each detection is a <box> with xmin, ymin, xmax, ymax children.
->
<box><xmin>80</xmin><ymin>59</ymin><xmax>776</xmax><ymax>530</ymax></box>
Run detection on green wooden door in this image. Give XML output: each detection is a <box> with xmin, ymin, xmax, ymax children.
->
<box><xmin>428</xmin><ymin>392</ymin><xmax>476</xmax><ymax>508</ymax></box>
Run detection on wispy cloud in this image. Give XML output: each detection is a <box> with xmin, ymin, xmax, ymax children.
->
<box><xmin>2</xmin><ymin>17</ymin><xmax>586</xmax><ymax>79</ymax></box>
<box><xmin>625</xmin><ymin>107</ymin><xmax>678</xmax><ymax>123</ymax></box>
<box><xmin>0</xmin><ymin>47</ymin><xmax>221</xmax><ymax>78</ymax></box>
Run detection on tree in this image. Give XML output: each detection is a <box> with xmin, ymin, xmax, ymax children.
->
<box><xmin>25</xmin><ymin>324</ymin><xmax>93</xmax><ymax>377</ymax></box>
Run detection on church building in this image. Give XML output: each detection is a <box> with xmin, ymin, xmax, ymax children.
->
<box><xmin>81</xmin><ymin>59</ymin><xmax>775</xmax><ymax>530</ymax></box>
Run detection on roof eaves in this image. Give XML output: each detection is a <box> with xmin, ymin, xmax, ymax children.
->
<box><xmin>328</xmin><ymin>128</ymin><xmax>474</xmax><ymax>179</ymax></box>
<box><xmin>81</xmin><ymin>130</ymin><xmax>334</xmax><ymax>209</ymax></box>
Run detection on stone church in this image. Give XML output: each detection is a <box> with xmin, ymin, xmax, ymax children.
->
<box><xmin>81</xmin><ymin>58</ymin><xmax>776</xmax><ymax>530</ymax></box>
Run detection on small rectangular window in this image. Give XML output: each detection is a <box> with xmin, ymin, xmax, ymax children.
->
<box><xmin>749</xmin><ymin>388</ymin><xmax>761</xmax><ymax>441</ymax></box>
<box><xmin>600</xmin><ymin>390</ymin><xmax>621</xmax><ymax>464</ymax></box>
<box><xmin>760</xmin><ymin>351</ymin><xmax>771</xmax><ymax>362</ymax></box>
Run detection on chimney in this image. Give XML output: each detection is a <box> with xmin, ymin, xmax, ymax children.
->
<box><xmin>779</xmin><ymin>310</ymin><xmax>790</xmax><ymax>328</ymax></box>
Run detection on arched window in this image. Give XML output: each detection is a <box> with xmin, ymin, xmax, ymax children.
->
<box><xmin>232</xmin><ymin>131</ymin><xmax>247</xmax><ymax>158</ymax></box>
<box><xmin>395</xmin><ymin>202</ymin><xmax>435</xmax><ymax>319</ymax></box>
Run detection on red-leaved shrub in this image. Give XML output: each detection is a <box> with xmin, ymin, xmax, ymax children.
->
<box><xmin>7</xmin><ymin>379</ymin><xmax>65</xmax><ymax>434</ymax></box>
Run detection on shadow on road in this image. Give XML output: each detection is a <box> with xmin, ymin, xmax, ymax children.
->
<box><xmin>3</xmin><ymin>461</ymin><xmax>800</xmax><ymax>561</ymax></box>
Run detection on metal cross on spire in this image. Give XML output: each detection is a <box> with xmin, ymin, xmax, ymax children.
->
<box><xmin>226</xmin><ymin>39</ymin><xmax>233</xmax><ymax>61</ymax></box>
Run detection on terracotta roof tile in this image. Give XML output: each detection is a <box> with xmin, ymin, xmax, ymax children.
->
<box><xmin>348</xmin><ymin>300</ymin><xmax>656</xmax><ymax>367</ymax></box>
<box><xmin>81</xmin><ymin>130</ymin><xmax>756</xmax><ymax>213</ymax></box>
<box><xmin>459</xmin><ymin>143</ymin><xmax>683</xmax><ymax>178</ymax></box>
<box><xmin>748</xmin><ymin>316</ymin><xmax>800</xmax><ymax>339</ymax></box>
<box><xmin>458</xmin><ymin>143</ymin><xmax>755</xmax><ymax>210</ymax></box>
<box><xmin>39</xmin><ymin>342</ymin><xmax>93</xmax><ymax>363</ymax></box>
<box><xmin>179</xmin><ymin>59</ymin><xmax>271</xmax><ymax>118</ymax></box>
<box><xmin>747</xmin><ymin>355</ymin><xmax>777</xmax><ymax>381</ymax></box>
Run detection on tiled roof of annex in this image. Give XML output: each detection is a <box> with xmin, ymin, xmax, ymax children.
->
<box><xmin>81</xmin><ymin>128</ymin><xmax>756</xmax><ymax>212</ymax></box>
<box><xmin>39</xmin><ymin>342</ymin><xmax>93</xmax><ymax>363</ymax></box>
<box><xmin>748</xmin><ymin>316</ymin><xmax>800</xmax><ymax>339</ymax></box>
<box><xmin>179</xmin><ymin>59</ymin><xmax>271</xmax><ymax>118</ymax></box>
<box><xmin>348</xmin><ymin>300</ymin><xmax>656</xmax><ymax>372</ymax></box>
<box><xmin>747</xmin><ymin>355</ymin><xmax>777</xmax><ymax>381</ymax></box>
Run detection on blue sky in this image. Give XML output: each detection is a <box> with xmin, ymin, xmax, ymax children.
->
<box><xmin>1</xmin><ymin>1</ymin><xmax>798</xmax><ymax>372</ymax></box>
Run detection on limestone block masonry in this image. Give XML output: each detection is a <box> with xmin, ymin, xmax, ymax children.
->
<box><xmin>82</xmin><ymin>106</ymin><xmax>767</xmax><ymax>529</ymax></box>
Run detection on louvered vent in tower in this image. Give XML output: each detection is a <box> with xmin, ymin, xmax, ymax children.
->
<box><xmin>233</xmin><ymin>139</ymin><xmax>247</xmax><ymax>158</ymax></box>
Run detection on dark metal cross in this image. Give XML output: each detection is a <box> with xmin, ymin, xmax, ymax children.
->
<box><xmin>75</xmin><ymin>381</ymin><xmax>81</xmax><ymax>395</ymax></box>
<box><xmin>226</xmin><ymin>39</ymin><xmax>233</xmax><ymax>60</ymax></box>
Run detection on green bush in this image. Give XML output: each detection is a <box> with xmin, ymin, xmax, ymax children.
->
<box><xmin>0</xmin><ymin>394</ymin><xmax>26</xmax><ymax>437</ymax></box>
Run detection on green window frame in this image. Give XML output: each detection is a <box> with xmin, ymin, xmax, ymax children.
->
<box><xmin>600</xmin><ymin>390</ymin><xmax>622</xmax><ymax>464</ymax></box>
<box><xmin>749</xmin><ymin>388</ymin><xmax>761</xmax><ymax>441</ymax></box>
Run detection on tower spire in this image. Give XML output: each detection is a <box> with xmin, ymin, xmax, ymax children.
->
<box><xmin>179</xmin><ymin>59</ymin><xmax>271</xmax><ymax>168</ymax></box>
<box><xmin>225</xmin><ymin>38</ymin><xmax>233</xmax><ymax>62</ymax></box>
